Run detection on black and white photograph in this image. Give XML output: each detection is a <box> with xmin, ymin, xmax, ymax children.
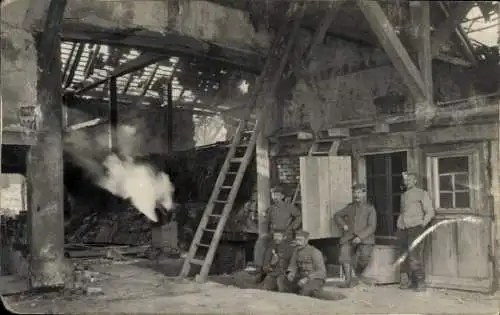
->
<box><xmin>0</xmin><ymin>0</ymin><xmax>499</xmax><ymax>313</ymax></box>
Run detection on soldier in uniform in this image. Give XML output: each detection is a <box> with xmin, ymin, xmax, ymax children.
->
<box><xmin>333</xmin><ymin>183</ymin><xmax>377</xmax><ymax>288</ymax></box>
<box><xmin>284</xmin><ymin>231</ymin><xmax>345</xmax><ymax>300</ymax></box>
<box><xmin>261</xmin><ymin>229</ymin><xmax>295</xmax><ymax>292</ymax></box>
<box><xmin>253</xmin><ymin>185</ymin><xmax>302</xmax><ymax>283</ymax></box>
<box><xmin>397</xmin><ymin>172</ymin><xmax>435</xmax><ymax>292</ymax></box>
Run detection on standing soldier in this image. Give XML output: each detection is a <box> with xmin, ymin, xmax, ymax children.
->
<box><xmin>333</xmin><ymin>183</ymin><xmax>377</xmax><ymax>288</ymax></box>
<box><xmin>397</xmin><ymin>172</ymin><xmax>435</xmax><ymax>292</ymax></box>
<box><xmin>261</xmin><ymin>230</ymin><xmax>295</xmax><ymax>292</ymax></box>
<box><xmin>253</xmin><ymin>185</ymin><xmax>302</xmax><ymax>283</ymax></box>
<box><xmin>284</xmin><ymin>231</ymin><xmax>345</xmax><ymax>300</ymax></box>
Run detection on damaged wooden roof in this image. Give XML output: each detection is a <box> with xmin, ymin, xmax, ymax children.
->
<box><xmin>61</xmin><ymin>41</ymin><xmax>257</xmax><ymax>116</ymax></box>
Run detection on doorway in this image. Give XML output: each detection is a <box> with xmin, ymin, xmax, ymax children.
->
<box><xmin>365</xmin><ymin>151</ymin><xmax>407</xmax><ymax>240</ymax></box>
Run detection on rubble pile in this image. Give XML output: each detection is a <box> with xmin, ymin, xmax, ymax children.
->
<box><xmin>64</xmin><ymin>143</ymin><xmax>258</xmax><ymax>246</ymax></box>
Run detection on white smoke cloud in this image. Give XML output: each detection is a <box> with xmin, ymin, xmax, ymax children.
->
<box><xmin>64</xmin><ymin>121</ymin><xmax>176</xmax><ymax>223</ymax></box>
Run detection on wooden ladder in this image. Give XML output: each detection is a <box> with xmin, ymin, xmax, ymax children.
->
<box><xmin>179</xmin><ymin>3</ymin><xmax>306</xmax><ymax>283</ymax></box>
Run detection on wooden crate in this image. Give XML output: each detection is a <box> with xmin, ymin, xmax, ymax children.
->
<box><xmin>362</xmin><ymin>244</ymin><xmax>400</xmax><ymax>284</ymax></box>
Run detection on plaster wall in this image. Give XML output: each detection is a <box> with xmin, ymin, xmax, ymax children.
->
<box><xmin>285</xmin><ymin>37</ymin><xmax>471</xmax><ymax>132</ymax></box>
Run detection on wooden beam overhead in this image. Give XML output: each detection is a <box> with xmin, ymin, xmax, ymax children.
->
<box><xmin>63</xmin><ymin>43</ymin><xmax>84</xmax><ymax>88</ymax></box>
<box><xmin>411</xmin><ymin>1</ymin><xmax>433</xmax><ymax>101</ymax></box>
<box><xmin>69</xmin><ymin>52</ymin><xmax>169</xmax><ymax>95</ymax></box>
<box><xmin>437</xmin><ymin>1</ymin><xmax>477</xmax><ymax>65</ymax></box>
<box><xmin>355</xmin><ymin>0</ymin><xmax>426</xmax><ymax>102</ymax></box>
<box><xmin>432</xmin><ymin>1</ymin><xmax>475</xmax><ymax>56</ymax></box>
<box><xmin>62</xmin><ymin>23</ymin><xmax>264</xmax><ymax>74</ymax></box>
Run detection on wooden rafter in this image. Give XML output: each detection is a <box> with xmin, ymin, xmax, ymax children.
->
<box><xmin>62</xmin><ymin>22</ymin><xmax>264</xmax><ymax>74</ymax></box>
<box><xmin>69</xmin><ymin>52</ymin><xmax>169</xmax><ymax>94</ymax></box>
<box><xmin>83</xmin><ymin>44</ymin><xmax>101</xmax><ymax>78</ymax></box>
<box><xmin>62</xmin><ymin>43</ymin><xmax>77</xmax><ymax>82</ymax></box>
<box><xmin>432</xmin><ymin>1</ymin><xmax>475</xmax><ymax>56</ymax></box>
<box><xmin>63</xmin><ymin>43</ymin><xmax>84</xmax><ymax>88</ymax></box>
<box><xmin>356</xmin><ymin>0</ymin><xmax>426</xmax><ymax>102</ymax></box>
<box><xmin>437</xmin><ymin>1</ymin><xmax>477</xmax><ymax>65</ymax></box>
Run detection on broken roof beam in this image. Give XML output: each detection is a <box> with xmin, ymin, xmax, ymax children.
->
<box><xmin>62</xmin><ymin>43</ymin><xmax>85</xmax><ymax>88</ymax></box>
<box><xmin>70</xmin><ymin>52</ymin><xmax>169</xmax><ymax>95</ymax></box>
<box><xmin>437</xmin><ymin>1</ymin><xmax>477</xmax><ymax>65</ymax></box>
<box><xmin>62</xmin><ymin>23</ymin><xmax>264</xmax><ymax>74</ymax></box>
<box><xmin>432</xmin><ymin>1</ymin><xmax>475</xmax><ymax>56</ymax></box>
<box><xmin>356</xmin><ymin>0</ymin><xmax>426</xmax><ymax>102</ymax></box>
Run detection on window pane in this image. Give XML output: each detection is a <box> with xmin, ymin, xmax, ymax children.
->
<box><xmin>367</xmin><ymin>155</ymin><xmax>387</xmax><ymax>175</ymax></box>
<box><xmin>373</xmin><ymin>195</ymin><xmax>389</xmax><ymax>214</ymax></box>
<box><xmin>455</xmin><ymin>173</ymin><xmax>470</xmax><ymax>191</ymax></box>
<box><xmin>439</xmin><ymin>175</ymin><xmax>453</xmax><ymax>191</ymax></box>
<box><xmin>439</xmin><ymin>192</ymin><xmax>453</xmax><ymax>208</ymax></box>
<box><xmin>392</xmin><ymin>175</ymin><xmax>403</xmax><ymax>193</ymax></box>
<box><xmin>375</xmin><ymin>213</ymin><xmax>391</xmax><ymax>237</ymax></box>
<box><xmin>390</xmin><ymin>152</ymin><xmax>407</xmax><ymax>173</ymax></box>
<box><xmin>455</xmin><ymin>192</ymin><xmax>470</xmax><ymax>208</ymax></box>
<box><xmin>438</xmin><ymin>156</ymin><xmax>469</xmax><ymax>174</ymax></box>
<box><xmin>392</xmin><ymin>195</ymin><xmax>401</xmax><ymax>215</ymax></box>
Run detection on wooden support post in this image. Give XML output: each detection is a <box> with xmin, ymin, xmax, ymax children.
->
<box><xmin>109</xmin><ymin>77</ymin><xmax>118</xmax><ymax>151</ymax></box>
<box><xmin>166</xmin><ymin>82</ymin><xmax>174</xmax><ymax>153</ymax></box>
<box><xmin>27</xmin><ymin>0</ymin><xmax>68</xmax><ymax>289</ymax></box>
<box><xmin>256</xmin><ymin>124</ymin><xmax>271</xmax><ymax>235</ymax></box>
<box><xmin>432</xmin><ymin>2</ymin><xmax>474</xmax><ymax>56</ymax></box>
<box><xmin>356</xmin><ymin>0</ymin><xmax>425</xmax><ymax>103</ymax></box>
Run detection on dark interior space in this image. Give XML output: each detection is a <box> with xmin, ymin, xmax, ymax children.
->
<box><xmin>366</xmin><ymin>151</ymin><xmax>407</xmax><ymax>241</ymax></box>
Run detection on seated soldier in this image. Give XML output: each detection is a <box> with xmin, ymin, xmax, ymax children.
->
<box><xmin>261</xmin><ymin>230</ymin><xmax>295</xmax><ymax>292</ymax></box>
<box><xmin>333</xmin><ymin>183</ymin><xmax>377</xmax><ymax>288</ymax></box>
<box><xmin>284</xmin><ymin>231</ymin><xmax>345</xmax><ymax>300</ymax></box>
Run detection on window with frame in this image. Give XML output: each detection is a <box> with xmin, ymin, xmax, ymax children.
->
<box><xmin>436</xmin><ymin>156</ymin><xmax>471</xmax><ymax>209</ymax></box>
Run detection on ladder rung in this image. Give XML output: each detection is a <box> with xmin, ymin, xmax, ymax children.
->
<box><xmin>190</xmin><ymin>258</ymin><xmax>205</xmax><ymax>265</ymax></box>
<box><xmin>197</xmin><ymin>243</ymin><xmax>210</xmax><ymax>248</ymax></box>
<box><xmin>230</xmin><ymin>158</ymin><xmax>243</xmax><ymax>163</ymax></box>
<box><xmin>210</xmin><ymin>214</ymin><xmax>222</xmax><ymax>218</ymax></box>
<box><xmin>203</xmin><ymin>228</ymin><xmax>216</xmax><ymax>233</ymax></box>
<box><xmin>316</xmin><ymin>139</ymin><xmax>335</xmax><ymax>143</ymax></box>
<box><xmin>237</xmin><ymin>144</ymin><xmax>247</xmax><ymax>148</ymax></box>
<box><xmin>221</xmin><ymin>186</ymin><xmax>233</xmax><ymax>190</ymax></box>
<box><xmin>226</xmin><ymin>171</ymin><xmax>237</xmax><ymax>175</ymax></box>
<box><xmin>214</xmin><ymin>200</ymin><xmax>227</xmax><ymax>204</ymax></box>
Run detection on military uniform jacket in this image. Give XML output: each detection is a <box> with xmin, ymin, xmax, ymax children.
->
<box><xmin>287</xmin><ymin>244</ymin><xmax>326</xmax><ymax>280</ymax></box>
<box><xmin>262</xmin><ymin>239</ymin><xmax>295</xmax><ymax>276</ymax></box>
<box><xmin>334</xmin><ymin>201</ymin><xmax>377</xmax><ymax>245</ymax></box>
<box><xmin>263</xmin><ymin>200</ymin><xmax>302</xmax><ymax>234</ymax></box>
<box><xmin>397</xmin><ymin>187</ymin><xmax>435</xmax><ymax>229</ymax></box>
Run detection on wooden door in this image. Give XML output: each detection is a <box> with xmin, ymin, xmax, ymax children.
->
<box><xmin>299</xmin><ymin>156</ymin><xmax>352</xmax><ymax>239</ymax></box>
<box><xmin>425</xmin><ymin>145</ymin><xmax>495</xmax><ymax>293</ymax></box>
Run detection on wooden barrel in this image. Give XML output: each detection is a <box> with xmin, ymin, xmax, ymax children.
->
<box><xmin>362</xmin><ymin>244</ymin><xmax>400</xmax><ymax>284</ymax></box>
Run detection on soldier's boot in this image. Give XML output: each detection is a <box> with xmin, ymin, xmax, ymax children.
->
<box><xmin>413</xmin><ymin>271</ymin><xmax>426</xmax><ymax>292</ymax></box>
<box><xmin>399</xmin><ymin>272</ymin><xmax>412</xmax><ymax>289</ymax></box>
<box><xmin>337</xmin><ymin>264</ymin><xmax>358</xmax><ymax>288</ymax></box>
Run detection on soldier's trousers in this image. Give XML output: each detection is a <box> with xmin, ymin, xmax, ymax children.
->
<box><xmin>398</xmin><ymin>225</ymin><xmax>426</xmax><ymax>281</ymax></box>
<box><xmin>339</xmin><ymin>243</ymin><xmax>374</xmax><ymax>274</ymax></box>
<box><xmin>261</xmin><ymin>274</ymin><xmax>288</xmax><ymax>292</ymax></box>
<box><xmin>253</xmin><ymin>234</ymin><xmax>272</xmax><ymax>268</ymax></box>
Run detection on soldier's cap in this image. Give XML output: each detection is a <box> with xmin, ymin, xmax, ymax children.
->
<box><xmin>295</xmin><ymin>230</ymin><xmax>310</xmax><ymax>238</ymax></box>
<box><xmin>352</xmin><ymin>183</ymin><xmax>367</xmax><ymax>191</ymax></box>
<box><xmin>270</xmin><ymin>185</ymin><xmax>284</xmax><ymax>193</ymax></box>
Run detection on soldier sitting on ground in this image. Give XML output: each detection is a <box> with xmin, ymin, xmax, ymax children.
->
<box><xmin>284</xmin><ymin>231</ymin><xmax>346</xmax><ymax>300</ymax></box>
<box><xmin>260</xmin><ymin>229</ymin><xmax>295</xmax><ymax>292</ymax></box>
<box><xmin>333</xmin><ymin>183</ymin><xmax>377</xmax><ymax>288</ymax></box>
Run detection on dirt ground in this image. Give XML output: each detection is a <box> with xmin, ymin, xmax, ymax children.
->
<box><xmin>2</xmin><ymin>258</ymin><xmax>499</xmax><ymax>314</ymax></box>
